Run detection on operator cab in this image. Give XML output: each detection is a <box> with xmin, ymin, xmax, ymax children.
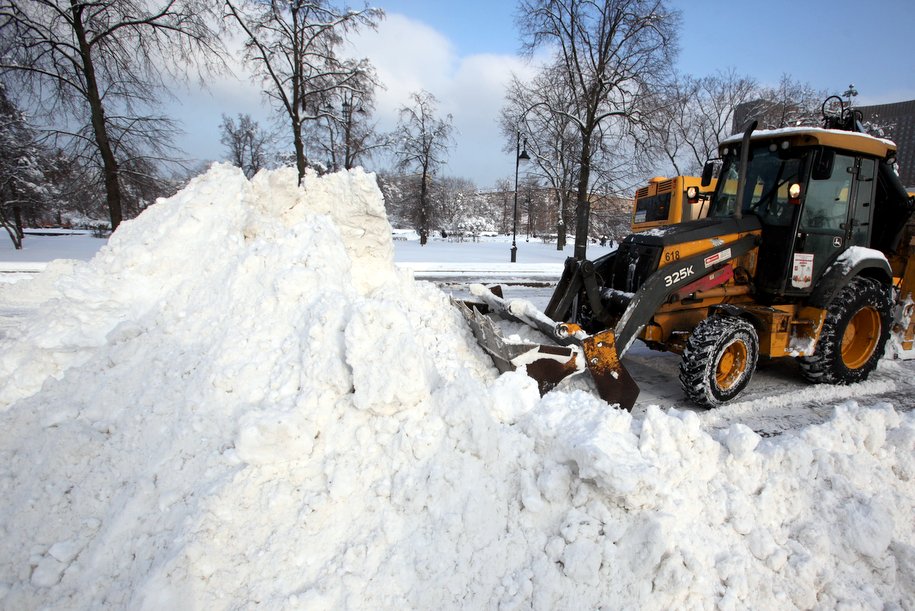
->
<box><xmin>706</xmin><ymin>128</ymin><xmax>902</xmax><ymax>298</ymax></box>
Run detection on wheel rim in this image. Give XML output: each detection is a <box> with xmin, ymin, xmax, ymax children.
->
<box><xmin>841</xmin><ymin>306</ymin><xmax>881</xmax><ymax>370</ymax></box>
<box><xmin>715</xmin><ymin>339</ymin><xmax>748</xmax><ymax>391</ymax></box>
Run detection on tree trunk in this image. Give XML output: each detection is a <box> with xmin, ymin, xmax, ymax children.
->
<box><xmin>13</xmin><ymin>204</ymin><xmax>23</xmax><ymax>240</ymax></box>
<box><xmin>71</xmin><ymin>0</ymin><xmax>123</xmax><ymax>231</ymax></box>
<box><xmin>419</xmin><ymin>169</ymin><xmax>429</xmax><ymax>245</ymax></box>
<box><xmin>555</xmin><ymin>189</ymin><xmax>567</xmax><ymax>250</ymax></box>
<box><xmin>9</xmin><ymin>182</ymin><xmax>24</xmax><ymax>239</ymax></box>
<box><xmin>293</xmin><ymin>117</ymin><xmax>307</xmax><ymax>183</ymax></box>
<box><xmin>573</xmin><ymin>131</ymin><xmax>593</xmax><ymax>261</ymax></box>
<box><xmin>0</xmin><ymin>207</ymin><xmax>22</xmax><ymax>249</ymax></box>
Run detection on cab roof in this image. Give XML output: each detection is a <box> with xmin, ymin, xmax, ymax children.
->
<box><xmin>720</xmin><ymin>127</ymin><xmax>897</xmax><ymax>159</ymax></box>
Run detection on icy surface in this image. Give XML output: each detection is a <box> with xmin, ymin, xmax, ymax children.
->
<box><xmin>0</xmin><ymin>165</ymin><xmax>913</xmax><ymax>609</ymax></box>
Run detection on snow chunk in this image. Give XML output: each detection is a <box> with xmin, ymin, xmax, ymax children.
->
<box><xmin>345</xmin><ymin>298</ymin><xmax>436</xmax><ymax>414</ymax></box>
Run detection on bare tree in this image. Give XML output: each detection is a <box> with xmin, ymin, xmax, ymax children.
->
<box><xmin>518</xmin><ymin>0</ymin><xmax>679</xmax><ymax>260</ymax></box>
<box><xmin>393</xmin><ymin>91</ymin><xmax>454</xmax><ymax>245</ymax></box>
<box><xmin>649</xmin><ymin>71</ymin><xmax>834</xmax><ymax>178</ymax></box>
<box><xmin>501</xmin><ymin>64</ymin><xmax>581</xmax><ymax>249</ymax></box>
<box><xmin>0</xmin><ymin>0</ymin><xmax>227</xmax><ymax>231</ymax></box>
<box><xmin>225</xmin><ymin>0</ymin><xmax>380</xmax><ymax>182</ymax></box>
<box><xmin>651</xmin><ymin>69</ymin><xmax>758</xmax><ymax>174</ymax></box>
<box><xmin>492</xmin><ymin>177</ymin><xmax>513</xmax><ymax>234</ymax></box>
<box><xmin>303</xmin><ymin>60</ymin><xmax>385</xmax><ymax>172</ymax></box>
<box><xmin>220</xmin><ymin>113</ymin><xmax>272</xmax><ymax>178</ymax></box>
<box><xmin>742</xmin><ymin>74</ymin><xmax>828</xmax><ymax>131</ymax></box>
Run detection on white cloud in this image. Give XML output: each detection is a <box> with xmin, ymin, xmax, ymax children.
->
<box><xmin>346</xmin><ymin>14</ymin><xmax>457</xmax><ymax>118</ymax></box>
<box><xmin>346</xmin><ymin>13</ymin><xmax>538</xmax><ymax>186</ymax></box>
<box><xmin>172</xmin><ymin>12</ymin><xmax>539</xmax><ymax>186</ymax></box>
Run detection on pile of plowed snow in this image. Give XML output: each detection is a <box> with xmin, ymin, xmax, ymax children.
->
<box><xmin>0</xmin><ymin>165</ymin><xmax>913</xmax><ymax>609</ymax></box>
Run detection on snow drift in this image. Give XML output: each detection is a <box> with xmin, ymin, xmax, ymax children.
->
<box><xmin>0</xmin><ymin>165</ymin><xmax>913</xmax><ymax>609</ymax></box>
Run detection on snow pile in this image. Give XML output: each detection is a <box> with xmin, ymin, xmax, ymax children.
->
<box><xmin>0</xmin><ymin>165</ymin><xmax>913</xmax><ymax>609</ymax></box>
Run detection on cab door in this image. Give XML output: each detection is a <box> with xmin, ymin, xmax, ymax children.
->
<box><xmin>788</xmin><ymin>152</ymin><xmax>872</xmax><ymax>292</ymax></box>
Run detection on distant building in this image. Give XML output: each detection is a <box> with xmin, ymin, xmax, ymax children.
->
<box><xmin>856</xmin><ymin>99</ymin><xmax>915</xmax><ymax>187</ymax></box>
<box><xmin>733</xmin><ymin>98</ymin><xmax>915</xmax><ymax>187</ymax></box>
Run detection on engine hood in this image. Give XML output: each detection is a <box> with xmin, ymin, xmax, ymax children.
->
<box><xmin>627</xmin><ymin>214</ymin><xmax>762</xmax><ymax>248</ymax></box>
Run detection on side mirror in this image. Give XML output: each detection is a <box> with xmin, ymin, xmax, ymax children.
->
<box><xmin>701</xmin><ymin>162</ymin><xmax>715</xmax><ymax>187</ymax></box>
<box><xmin>812</xmin><ymin>149</ymin><xmax>835</xmax><ymax>180</ymax></box>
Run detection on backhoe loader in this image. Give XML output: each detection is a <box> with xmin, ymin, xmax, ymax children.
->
<box><xmin>458</xmin><ymin>98</ymin><xmax>915</xmax><ymax>409</ymax></box>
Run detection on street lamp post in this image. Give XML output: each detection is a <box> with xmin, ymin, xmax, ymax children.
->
<box><xmin>341</xmin><ymin>98</ymin><xmax>351</xmax><ymax>169</ymax></box>
<box><xmin>526</xmin><ymin>193</ymin><xmax>532</xmax><ymax>241</ymax></box>
<box><xmin>843</xmin><ymin>83</ymin><xmax>858</xmax><ymax>108</ymax></box>
<box><xmin>511</xmin><ymin>131</ymin><xmax>530</xmax><ymax>262</ymax></box>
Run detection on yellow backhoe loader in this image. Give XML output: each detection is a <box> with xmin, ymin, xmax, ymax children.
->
<box><xmin>458</xmin><ymin>97</ymin><xmax>915</xmax><ymax>409</ymax></box>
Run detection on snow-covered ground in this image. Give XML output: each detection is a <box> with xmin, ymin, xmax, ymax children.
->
<box><xmin>0</xmin><ymin>166</ymin><xmax>913</xmax><ymax>609</ymax></box>
<box><xmin>2</xmin><ymin>225</ymin><xmax>611</xmax><ymax>281</ymax></box>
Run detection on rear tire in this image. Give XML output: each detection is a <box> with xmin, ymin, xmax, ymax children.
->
<box><xmin>798</xmin><ymin>277</ymin><xmax>891</xmax><ymax>384</ymax></box>
<box><xmin>679</xmin><ymin>316</ymin><xmax>759</xmax><ymax>408</ymax></box>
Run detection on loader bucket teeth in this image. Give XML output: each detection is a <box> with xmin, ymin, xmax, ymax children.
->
<box><xmin>458</xmin><ymin>302</ymin><xmax>524</xmax><ymax>373</ymax></box>
<box><xmin>581</xmin><ymin>330</ymin><xmax>640</xmax><ymax>411</ymax></box>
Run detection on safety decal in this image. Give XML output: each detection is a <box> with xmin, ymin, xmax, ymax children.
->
<box><xmin>703</xmin><ymin>248</ymin><xmax>732</xmax><ymax>268</ymax></box>
<box><xmin>792</xmin><ymin>253</ymin><xmax>814</xmax><ymax>288</ymax></box>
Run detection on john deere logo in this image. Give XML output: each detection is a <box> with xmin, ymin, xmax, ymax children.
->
<box><xmin>833</xmin><ymin>237</ymin><xmax>843</xmax><ymax>248</ymax></box>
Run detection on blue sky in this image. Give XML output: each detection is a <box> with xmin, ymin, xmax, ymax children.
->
<box><xmin>671</xmin><ymin>0</ymin><xmax>915</xmax><ymax>104</ymax></box>
<box><xmin>375</xmin><ymin>0</ymin><xmax>915</xmax><ymax>104</ymax></box>
<box><xmin>174</xmin><ymin>0</ymin><xmax>915</xmax><ymax>186</ymax></box>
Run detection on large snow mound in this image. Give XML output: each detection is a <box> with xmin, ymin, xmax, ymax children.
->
<box><xmin>0</xmin><ymin>165</ymin><xmax>913</xmax><ymax>609</ymax></box>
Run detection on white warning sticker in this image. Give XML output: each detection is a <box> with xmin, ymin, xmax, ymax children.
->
<box><xmin>703</xmin><ymin>248</ymin><xmax>732</xmax><ymax>268</ymax></box>
<box><xmin>792</xmin><ymin>253</ymin><xmax>814</xmax><ymax>288</ymax></box>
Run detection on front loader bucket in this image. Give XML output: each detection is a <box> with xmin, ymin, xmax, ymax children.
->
<box><xmin>454</xmin><ymin>294</ymin><xmax>640</xmax><ymax>410</ymax></box>
<box><xmin>457</xmin><ymin>301</ymin><xmax>582</xmax><ymax>395</ymax></box>
<box><xmin>580</xmin><ymin>329</ymin><xmax>640</xmax><ymax>410</ymax></box>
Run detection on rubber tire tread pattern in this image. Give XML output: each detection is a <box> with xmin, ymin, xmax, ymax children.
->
<box><xmin>798</xmin><ymin>276</ymin><xmax>892</xmax><ymax>385</ymax></box>
<box><xmin>679</xmin><ymin>315</ymin><xmax>759</xmax><ymax>409</ymax></box>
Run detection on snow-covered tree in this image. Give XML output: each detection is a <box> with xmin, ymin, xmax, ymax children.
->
<box><xmin>0</xmin><ymin>85</ymin><xmax>56</xmax><ymax>248</ymax></box>
<box><xmin>225</xmin><ymin>0</ymin><xmax>380</xmax><ymax>182</ymax></box>
<box><xmin>1</xmin><ymin>0</ymin><xmax>227</xmax><ymax>230</ymax></box>
<box><xmin>517</xmin><ymin>0</ymin><xmax>680</xmax><ymax>259</ymax></box>
<box><xmin>393</xmin><ymin>91</ymin><xmax>454</xmax><ymax>245</ymax></box>
<box><xmin>220</xmin><ymin>114</ymin><xmax>272</xmax><ymax>178</ymax></box>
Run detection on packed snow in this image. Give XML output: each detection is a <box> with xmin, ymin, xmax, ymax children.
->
<box><xmin>0</xmin><ymin>165</ymin><xmax>913</xmax><ymax>609</ymax></box>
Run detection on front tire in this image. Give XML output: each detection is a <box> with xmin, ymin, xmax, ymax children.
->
<box><xmin>679</xmin><ymin>316</ymin><xmax>759</xmax><ymax>408</ymax></box>
<box><xmin>799</xmin><ymin>277</ymin><xmax>891</xmax><ymax>384</ymax></box>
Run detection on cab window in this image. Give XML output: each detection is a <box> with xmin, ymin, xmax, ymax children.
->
<box><xmin>709</xmin><ymin>144</ymin><xmax>802</xmax><ymax>226</ymax></box>
<box><xmin>800</xmin><ymin>154</ymin><xmax>854</xmax><ymax>230</ymax></box>
<box><xmin>633</xmin><ymin>192</ymin><xmax>672</xmax><ymax>223</ymax></box>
